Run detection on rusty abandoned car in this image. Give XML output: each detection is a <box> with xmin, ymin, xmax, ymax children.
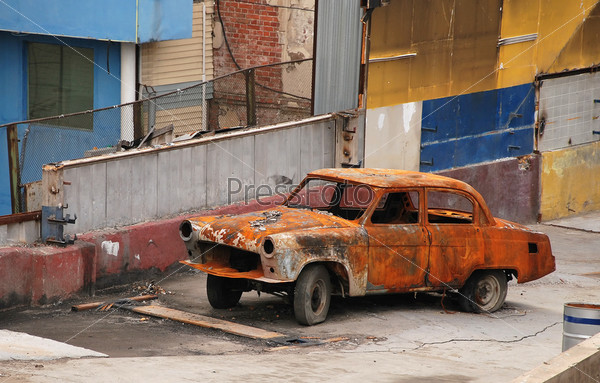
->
<box><xmin>180</xmin><ymin>168</ymin><xmax>555</xmax><ymax>325</ymax></box>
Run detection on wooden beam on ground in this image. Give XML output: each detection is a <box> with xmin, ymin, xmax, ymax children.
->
<box><xmin>127</xmin><ymin>305</ymin><xmax>284</xmax><ymax>340</ymax></box>
<box><xmin>71</xmin><ymin>295</ymin><xmax>158</xmax><ymax>312</ymax></box>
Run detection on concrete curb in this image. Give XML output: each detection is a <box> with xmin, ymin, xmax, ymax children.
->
<box><xmin>511</xmin><ymin>332</ymin><xmax>600</xmax><ymax>383</ymax></box>
<box><xmin>0</xmin><ymin>197</ymin><xmax>281</xmax><ymax>309</ymax></box>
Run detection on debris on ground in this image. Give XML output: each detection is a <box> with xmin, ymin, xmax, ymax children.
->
<box><xmin>132</xmin><ymin>281</ymin><xmax>172</xmax><ymax>295</ymax></box>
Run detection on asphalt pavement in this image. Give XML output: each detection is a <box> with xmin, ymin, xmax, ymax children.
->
<box><xmin>0</xmin><ymin>212</ymin><xmax>599</xmax><ymax>382</ymax></box>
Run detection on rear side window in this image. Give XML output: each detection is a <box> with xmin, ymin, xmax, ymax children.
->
<box><xmin>427</xmin><ymin>190</ymin><xmax>473</xmax><ymax>224</ymax></box>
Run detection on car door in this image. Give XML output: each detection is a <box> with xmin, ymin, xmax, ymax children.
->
<box><xmin>365</xmin><ymin>189</ymin><xmax>430</xmax><ymax>293</ymax></box>
<box><xmin>424</xmin><ymin>188</ymin><xmax>484</xmax><ymax>288</ymax></box>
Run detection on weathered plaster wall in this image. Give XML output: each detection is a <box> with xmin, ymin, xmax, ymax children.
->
<box><xmin>540</xmin><ymin>141</ymin><xmax>600</xmax><ymax>221</ymax></box>
<box><xmin>438</xmin><ymin>155</ymin><xmax>541</xmax><ymax>224</ymax></box>
<box><xmin>276</xmin><ymin>0</ymin><xmax>314</xmax><ymax>98</ymax></box>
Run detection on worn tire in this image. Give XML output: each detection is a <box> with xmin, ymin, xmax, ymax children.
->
<box><xmin>293</xmin><ymin>264</ymin><xmax>332</xmax><ymax>326</ymax></box>
<box><xmin>206</xmin><ymin>274</ymin><xmax>243</xmax><ymax>309</ymax></box>
<box><xmin>458</xmin><ymin>270</ymin><xmax>507</xmax><ymax>313</ymax></box>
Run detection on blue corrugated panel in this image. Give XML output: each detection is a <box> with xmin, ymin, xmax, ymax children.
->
<box><xmin>0</xmin><ymin>0</ymin><xmax>192</xmax><ymax>43</ymax></box>
<box><xmin>420</xmin><ymin>83</ymin><xmax>535</xmax><ymax>172</ymax></box>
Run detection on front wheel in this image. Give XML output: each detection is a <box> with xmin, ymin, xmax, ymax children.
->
<box><xmin>293</xmin><ymin>264</ymin><xmax>332</xmax><ymax>325</ymax></box>
<box><xmin>206</xmin><ymin>274</ymin><xmax>243</xmax><ymax>309</ymax></box>
<box><xmin>458</xmin><ymin>270</ymin><xmax>507</xmax><ymax>313</ymax></box>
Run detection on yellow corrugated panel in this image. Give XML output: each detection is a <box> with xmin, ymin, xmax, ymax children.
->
<box><xmin>367</xmin><ymin>0</ymin><xmax>501</xmax><ymax>109</ymax></box>
<box><xmin>496</xmin><ymin>41</ymin><xmax>537</xmax><ymax>89</ymax></box>
<box><xmin>497</xmin><ymin>0</ymin><xmax>597</xmax><ymax>87</ymax></box>
<box><xmin>541</xmin><ymin>141</ymin><xmax>600</xmax><ymax>221</ymax></box>
<box><xmin>548</xmin><ymin>4</ymin><xmax>600</xmax><ymax>72</ymax></box>
<box><xmin>141</xmin><ymin>2</ymin><xmax>214</xmax><ymax>86</ymax></box>
<box><xmin>367</xmin><ymin>0</ymin><xmax>600</xmax><ymax>109</ymax></box>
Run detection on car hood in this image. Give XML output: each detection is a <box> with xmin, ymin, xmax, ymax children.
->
<box><xmin>185</xmin><ymin>206</ymin><xmax>359</xmax><ymax>252</ymax></box>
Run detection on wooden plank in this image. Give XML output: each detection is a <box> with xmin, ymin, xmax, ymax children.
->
<box><xmin>129</xmin><ymin>305</ymin><xmax>284</xmax><ymax>340</ymax></box>
<box><xmin>71</xmin><ymin>295</ymin><xmax>158</xmax><ymax>312</ymax></box>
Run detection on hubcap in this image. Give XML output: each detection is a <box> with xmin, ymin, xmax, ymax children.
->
<box><xmin>310</xmin><ymin>280</ymin><xmax>326</xmax><ymax>314</ymax></box>
<box><xmin>475</xmin><ymin>275</ymin><xmax>499</xmax><ymax>310</ymax></box>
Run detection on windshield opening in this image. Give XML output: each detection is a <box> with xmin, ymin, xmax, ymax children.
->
<box><xmin>285</xmin><ymin>178</ymin><xmax>374</xmax><ymax>221</ymax></box>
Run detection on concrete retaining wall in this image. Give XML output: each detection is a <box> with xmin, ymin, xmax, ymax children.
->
<box><xmin>511</xmin><ymin>332</ymin><xmax>600</xmax><ymax>383</ymax></box>
<box><xmin>0</xmin><ymin>198</ymin><xmax>279</xmax><ymax>309</ymax></box>
<box><xmin>43</xmin><ymin>115</ymin><xmax>338</xmax><ymax>235</ymax></box>
<box><xmin>0</xmin><ymin>242</ymin><xmax>95</xmax><ymax>308</ymax></box>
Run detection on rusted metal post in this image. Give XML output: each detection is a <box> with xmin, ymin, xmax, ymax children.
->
<box><xmin>133</xmin><ymin>101</ymin><xmax>143</xmax><ymax>140</ymax></box>
<box><xmin>6</xmin><ymin>124</ymin><xmax>21</xmax><ymax>214</ymax></box>
<box><xmin>245</xmin><ymin>69</ymin><xmax>257</xmax><ymax>126</ymax></box>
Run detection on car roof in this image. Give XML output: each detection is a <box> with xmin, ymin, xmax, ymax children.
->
<box><xmin>308</xmin><ymin>168</ymin><xmax>474</xmax><ymax>191</ymax></box>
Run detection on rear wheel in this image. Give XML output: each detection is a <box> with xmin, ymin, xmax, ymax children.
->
<box><xmin>206</xmin><ymin>274</ymin><xmax>243</xmax><ymax>309</ymax></box>
<box><xmin>294</xmin><ymin>264</ymin><xmax>332</xmax><ymax>325</ymax></box>
<box><xmin>458</xmin><ymin>270</ymin><xmax>507</xmax><ymax>313</ymax></box>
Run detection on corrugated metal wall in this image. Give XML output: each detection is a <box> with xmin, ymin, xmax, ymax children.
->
<box><xmin>59</xmin><ymin>116</ymin><xmax>336</xmax><ymax>234</ymax></box>
<box><xmin>420</xmin><ymin>84</ymin><xmax>535</xmax><ymax>172</ymax></box>
<box><xmin>312</xmin><ymin>0</ymin><xmax>362</xmax><ymax>115</ymax></box>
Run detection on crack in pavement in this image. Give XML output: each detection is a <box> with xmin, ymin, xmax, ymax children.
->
<box><xmin>411</xmin><ymin>321</ymin><xmax>562</xmax><ymax>351</ymax></box>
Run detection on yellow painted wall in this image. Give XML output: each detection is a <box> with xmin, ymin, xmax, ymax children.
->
<box><xmin>368</xmin><ymin>0</ymin><xmax>500</xmax><ymax>108</ymax></box>
<box><xmin>540</xmin><ymin>141</ymin><xmax>600</xmax><ymax>221</ymax></box>
<box><xmin>367</xmin><ymin>0</ymin><xmax>600</xmax><ymax>109</ymax></box>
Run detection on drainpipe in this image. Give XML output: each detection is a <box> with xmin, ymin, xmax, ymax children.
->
<box><xmin>120</xmin><ymin>42</ymin><xmax>136</xmax><ymax>141</ymax></box>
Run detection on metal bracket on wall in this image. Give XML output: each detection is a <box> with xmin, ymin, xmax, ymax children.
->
<box><xmin>420</xmin><ymin>159</ymin><xmax>434</xmax><ymax>166</ymax></box>
<box><xmin>41</xmin><ymin>205</ymin><xmax>77</xmax><ymax>246</ymax></box>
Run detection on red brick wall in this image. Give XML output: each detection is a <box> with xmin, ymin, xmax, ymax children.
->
<box><xmin>211</xmin><ymin>0</ymin><xmax>311</xmax><ymax>130</ymax></box>
<box><xmin>215</xmin><ymin>0</ymin><xmax>282</xmax><ymax>80</ymax></box>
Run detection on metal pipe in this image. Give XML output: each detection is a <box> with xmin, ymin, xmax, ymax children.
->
<box><xmin>202</xmin><ymin>2</ymin><xmax>208</xmax><ymax>132</ymax></box>
<box><xmin>6</xmin><ymin>124</ymin><xmax>21</xmax><ymax>214</ymax></box>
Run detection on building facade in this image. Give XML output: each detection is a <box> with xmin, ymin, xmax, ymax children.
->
<box><xmin>0</xmin><ymin>0</ymin><xmax>192</xmax><ymax>215</ymax></box>
<box><xmin>364</xmin><ymin>0</ymin><xmax>600</xmax><ymax>222</ymax></box>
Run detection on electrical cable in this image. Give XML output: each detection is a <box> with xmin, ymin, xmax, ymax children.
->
<box><xmin>215</xmin><ymin>0</ymin><xmax>311</xmax><ymax>101</ymax></box>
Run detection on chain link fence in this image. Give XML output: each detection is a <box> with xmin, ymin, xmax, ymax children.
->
<box><xmin>1</xmin><ymin>58</ymin><xmax>313</xmax><ymax>213</ymax></box>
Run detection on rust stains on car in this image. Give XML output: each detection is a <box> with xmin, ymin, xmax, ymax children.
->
<box><xmin>180</xmin><ymin>168</ymin><xmax>556</xmax><ymax>324</ymax></box>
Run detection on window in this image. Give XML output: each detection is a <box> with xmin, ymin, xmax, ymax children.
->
<box><xmin>371</xmin><ymin>191</ymin><xmax>419</xmax><ymax>224</ymax></box>
<box><xmin>286</xmin><ymin>179</ymin><xmax>375</xmax><ymax>221</ymax></box>
<box><xmin>427</xmin><ymin>190</ymin><xmax>474</xmax><ymax>224</ymax></box>
<box><xmin>28</xmin><ymin>42</ymin><xmax>94</xmax><ymax>129</ymax></box>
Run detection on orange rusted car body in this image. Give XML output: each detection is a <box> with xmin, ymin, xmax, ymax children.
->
<box><xmin>180</xmin><ymin>168</ymin><xmax>555</xmax><ymax>304</ymax></box>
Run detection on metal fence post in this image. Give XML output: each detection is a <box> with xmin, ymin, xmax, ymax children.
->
<box><xmin>245</xmin><ymin>69</ymin><xmax>257</xmax><ymax>126</ymax></box>
<box><xmin>133</xmin><ymin>101</ymin><xmax>143</xmax><ymax>139</ymax></box>
<box><xmin>6</xmin><ymin>123</ymin><xmax>21</xmax><ymax>214</ymax></box>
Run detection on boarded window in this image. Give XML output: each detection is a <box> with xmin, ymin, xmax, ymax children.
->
<box><xmin>28</xmin><ymin>42</ymin><xmax>94</xmax><ymax>129</ymax></box>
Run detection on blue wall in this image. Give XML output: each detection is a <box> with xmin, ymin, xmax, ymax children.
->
<box><xmin>0</xmin><ymin>31</ymin><xmax>122</xmax><ymax>215</ymax></box>
<box><xmin>0</xmin><ymin>0</ymin><xmax>192</xmax><ymax>43</ymax></box>
<box><xmin>420</xmin><ymin>83</ymin><xmax>535</xmax><ymax>172</ymax></box>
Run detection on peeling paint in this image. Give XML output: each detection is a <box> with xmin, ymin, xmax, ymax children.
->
<box><xmin>101</xmin><ymin>241</ymin><xmax>119</xmax><ymax>257</ymax></box>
